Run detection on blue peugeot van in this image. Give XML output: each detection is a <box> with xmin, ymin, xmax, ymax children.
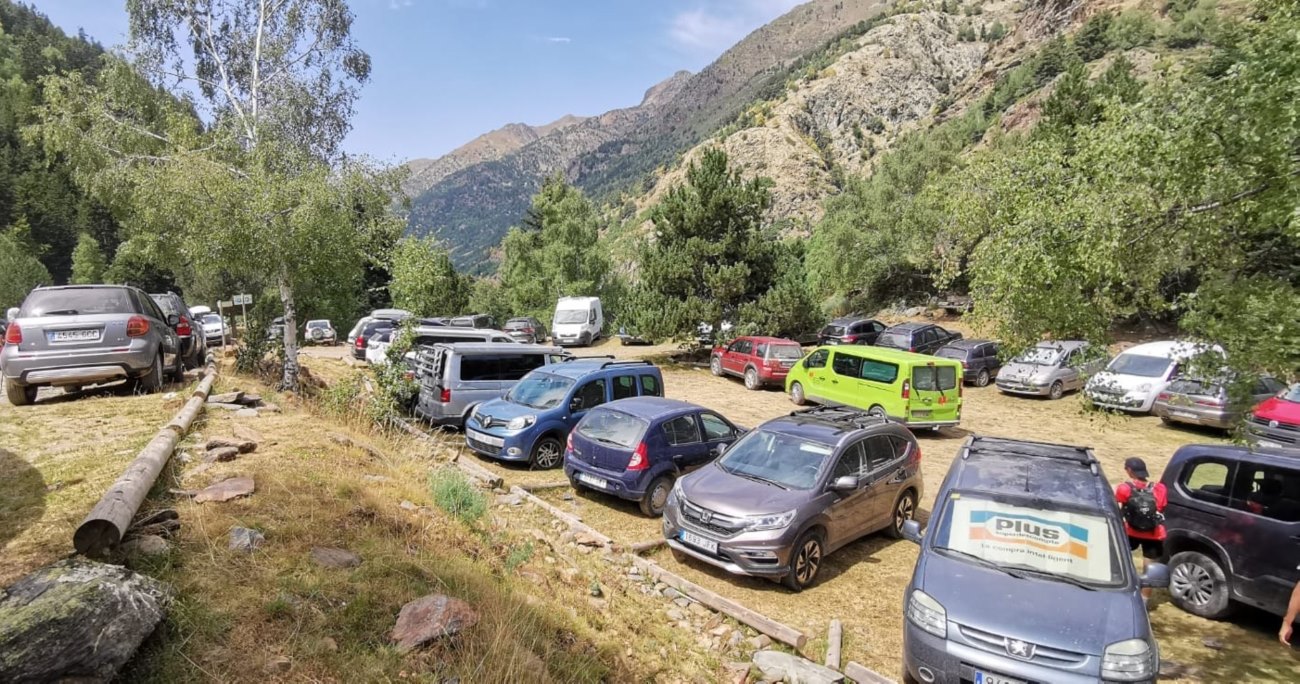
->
<box><xmin>564</xmin><ymin>397</ymin><xmax>744</xmax><ymax>516</ymax></box>
<box><xmin>465</xmin><ymin>359</ymin><xmax>664</xmax><ymax>469</ymax></box>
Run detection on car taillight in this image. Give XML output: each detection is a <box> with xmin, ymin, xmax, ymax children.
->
<box><xmin>1156</xmin><ymin>392</ymin><xmax>1171</xmax><ymax>401</ymax></box>
<box><xmin>4</xmin><ymin>323</ymin><xmax>20</xmax><ymax>345</ymax></box>
<box><xmin>1195</xmin><ymin>398</ymin><xmax>1225</xmax><ymax>407</ymax></box>
<box><xmin>901</xmin><ymin>379</ymin><xmax>910</xmax><ymax>399</ymax></box>
<box><xmin>176</xmin><ymin>316</ymin><xmax>192</xmax><ymax>336</ymax></box>
<box><xmin>403</xmin><ymin>370</ymin><xmax>416</xmax><ymax>382</ymax></box>
<box><xmin>566</xmin><ymin>432</ymin><xmax>574</xmax><ymax>454</ymax></box>
<box><xmin>843</xmin><ymin>335</ymin><xmax>856</xmax><ymax>343</ymax></box>
<box><xmin>522</xmin><ymin>327</ymin><xmax>534</xmax><ymax>334</ymax></box>
<box><xmin>126</xmin><ymin>316</ymin><xmax>150</xmax><ymax>337</ymax></box>
<box><xmin>627</xmin><ymin>442</ymin><xmax>648</xmax><ymax>471</ymax></box>
<box><xmin>356</xmin><ymin>336</ymin><xmax>366</xmax><ymax>349</ymax></box>
<box><xmin>912</xmin><ymin>444</ymin><xmax>923</xmax><ymax>465</ymax></box>
<box><xmin>766</xmin><ymin>358</ymin><xmax>781</xmax><ymax>368</ymax></box>
<box><xmin>440</xmin><ymin>388</ymin><xmax>451</xmax><ymax>403</ymax></box>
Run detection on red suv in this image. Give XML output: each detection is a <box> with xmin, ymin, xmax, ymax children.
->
<box><xmin>710</xmin><ymin>336</ymin><xmax>805</xmax><ymax>390</ymax></box>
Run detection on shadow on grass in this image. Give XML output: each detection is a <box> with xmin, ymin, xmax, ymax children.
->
<box><xmin>0</xmin><ymin>447</ymin><xmax>46</xmax><ymax>551</ymax></box>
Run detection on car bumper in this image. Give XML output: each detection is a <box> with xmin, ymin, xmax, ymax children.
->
<box><xmin>553</xmin><ymin>335</ymin><xmax>588</xmax><ymax>346</ymax></box>
<box><xmin>564</xmin><ymin>458</ymin><xmax>644</xmax><ymax>501</ymax></box>
<box><xmin>2</xmin><ymin>343</ymin><xmax>155</xmax><ymax>386</ymax></box>
<box><xmin>758</xmin><ymin>369</ymin><xmax>792</xmax><ymax>384</ymax></box>
<box><xmin>464</xmin><ymin>427</ymin><xmax>532</xmax><ymax>462</ymax></box>
<box><xmin>1245</xmin><ymin>422</ymin><xmax>1300</xmax><ymax>448</ymax></box>
<box><xmin>995</xmin><ymin>381</ymin><xmax>1053</xmax><ymax>396</ymax></box>
<box><xmin>1152</xmin><ymin>402</ymin><xmax>1234</xmax><ymax>429</ymax></box>
<box><xmin>903</xmin><ymin>622</ymin><xmax>1114</xmax><ymax>684</ymax></box>
<box><xmin>661</xmin><ymin>503</ymin><xmax>794</xmax><ymax>578</ymax></box>
<box><xmin>1086</xmin><ymin>390</ymin><xmax>1154</xmax><ymax>412</ymax></box>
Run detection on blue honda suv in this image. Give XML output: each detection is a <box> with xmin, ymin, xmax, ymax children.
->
<box><xmin>565</xmin><ymin>397</ymin><xmax>744</xmax><ymax>516</ymax></box>
<box><xmin>465</xmin><ymin>359</ymin><xmax>664</xmax><ymax>469</ymax></box>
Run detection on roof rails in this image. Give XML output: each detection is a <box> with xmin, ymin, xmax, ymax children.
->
<box><xmin>559</xmin><ymin>356</ymin><xmax>654</xmax><ymax>369</ymax></box>
<box><xmin>788</xmin><ymin>406</ymin><xmax>891</xmax><ymax>430</ymax></box>
<box><xmin>962</xmin><ymin>435</ymin><xmax>1099</xmax><ymax>475</ymax></box>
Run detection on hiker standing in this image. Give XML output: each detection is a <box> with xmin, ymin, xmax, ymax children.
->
<box><xmin>1115</xmin><ymin>456</ymin><xmax>1167</xmax><ymax>602</ymax></box>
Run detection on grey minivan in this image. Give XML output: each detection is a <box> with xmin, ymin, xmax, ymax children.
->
<box><xmin>901</xmin><ymin>436</ymin><xmax>1166</xmax><ymax>684</ymax></box>
<box><xmin>663</xmin><ymin>406</ymin><xmax>923</xmax><ymax>591</ymax></box>
<box><xmin>413</xmin><ymin>343</ymin><xmax>567</xmax><ymax>427</ymax></box>
<box><xmin>995</xmin><ymin>340</ymin><xmax>1105</xmax><ymax>400</ymax></box>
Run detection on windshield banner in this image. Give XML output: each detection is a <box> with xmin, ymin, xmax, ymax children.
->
<box><xmin>948</xmin><ymin>498</ymin><xmax>1113</xmax><ymax>582</ymax></box>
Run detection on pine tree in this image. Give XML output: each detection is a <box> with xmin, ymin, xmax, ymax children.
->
<box><xmin>69</xmin><ymin>232</ymin><xmax>107</xmax><ymax>284</ymax></box>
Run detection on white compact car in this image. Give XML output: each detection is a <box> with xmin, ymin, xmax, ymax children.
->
<box><xmin>1085</xmin><ymin>340</ymin><xmax>1223</xmax><ymax>413</ymax></box>
<box><xmin>365</xmin><ymin>329</ymin><xmax>394</xmax><ymax>366</ymax></box>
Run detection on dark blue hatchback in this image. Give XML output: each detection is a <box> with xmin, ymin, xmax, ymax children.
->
<box><xmin>564</xmin><ymin>397</ymin><xmax>743</xmax><ymax>516</ymax></box>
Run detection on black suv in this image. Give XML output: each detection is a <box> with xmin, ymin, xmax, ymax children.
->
<box><xmin>149</xmin><ymin>292</ymin><xmax>206</xmax><ymax>370</ymax></box>
<box><xmin>936</xmin><ymin>339</ymin><xmax>1001</xmax><ymax>387</ymax></box>
<box><xmin>875</xmin><ymin>322</ymin><xmax>963</xmax><ymax>355</ymax></box>
<box><xmin>1159</xmin><ymin>443</ymin><xmax>1300</xmax><ymax>620</ymax></box>
<box><xmin>818</xmin><ymin>315</ymin><xmax>886</xmax><ymax>346</ymax></box>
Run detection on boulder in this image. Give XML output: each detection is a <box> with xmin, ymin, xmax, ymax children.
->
<box><xmin>228</xmin><ymin>527</ymin><xmax>265</xmax><ymax>552</ymax></box>
<box><xmin>202</xmin><ymin>447</ymin><xmax>240</xmax><ymax>463</ymax></box>
<box><xmin>0</xmin><ymin>559</ymin><xmax>172</xmax><ymax>683</ymax></box>
<box><xmin>195</xmin><ymin>477</ymin><xmax>255</xmax><ymax>503</ymax></box>
<box><xmin>389</xmin><ymin>594</ymin><xmax>480</xmax><ymax>652</ymax></box>
<box><xmin>310</xmin><ymin>547</ymin><xmax>361</xmax><ymax>569</ymax></box>
<box><xmin>752</xmin><ymin>650</ymin><xmax>845</xmax><ymax>684</ymax></box>
<box><xmin>205</xmin><ymin>437</ymin><xmax>257</xmax><ymax>454</ymax></box>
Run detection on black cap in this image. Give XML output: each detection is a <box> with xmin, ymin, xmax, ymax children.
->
<box><xmin>1124</xmin><ymin>457</ymin><xmax>1150</xmax><ymax>480</ymax></box>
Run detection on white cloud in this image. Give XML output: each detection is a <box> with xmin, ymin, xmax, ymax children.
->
<box><xmin>388</xmin><ymin>0</ymin><xmax>414</xmax><ymax>9</ymax></box>
<box><xmin>668</xmin><ymin>0</ymin><xmax>803</xmax><ymax>56</ymax></box>
<box><xmin>544</xmin><ymin>36</ymin><xmax>572</xmax><ymax>44</ymax></box>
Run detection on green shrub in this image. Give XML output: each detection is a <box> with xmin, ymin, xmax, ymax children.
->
<box><xmin>1106</xmin><ymin>10</ymin><xmax>1158</xmax><ymax>49</ymax></box>
<box><xmin>504</xmin><ymin>542</ymin><xmax>534</xmax><ymax>573</ymax></box>
<box><xmin>430</xmin><ymin>468</ymin><xmax>488</xmax><ymax>526</ymax></box>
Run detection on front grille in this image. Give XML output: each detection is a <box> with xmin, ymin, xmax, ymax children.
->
<box><xmin>473</xmin><ymin>413</ymin><xmax>507</xmax><ymax>430</ymax></box>
<box><xmin>466</xmin><ymin>437</ymin><xmax>499</xmax><ymax>453</ymax></box>
<box><xmin>1250</xmin><ymin>415</ymin><xmax>1299</xmax><ymax>432</ymax></box>
<box><xmin>680</xmin><ymin>500</ymin><xmax>744</xmax><ymax>538</ymax></box>
<box><xmin>958</xmin><ymin>624</ymin><xmax>1088</xmax><ymax>667</ymax></box>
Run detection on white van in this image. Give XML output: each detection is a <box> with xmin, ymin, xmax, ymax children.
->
<box><xmin>552</xmin><ymin>297</ymin><xmax>603</xmax><ymax>347</ymax></box>
<box><xmin>1084</xmin><ymin>340</ymin><xmax>1223</xmax><ymax>413</ymax></box>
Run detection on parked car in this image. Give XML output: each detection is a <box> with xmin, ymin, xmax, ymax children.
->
<box><xmin>1245</xmin><ymin>382</ymin><xmax>1300</xmax><ymax>448</ymax></box>
<box><xmin>409</xmin><ymin>325</ymin><xmax>515</xmax><ymax>349</ymax></box>
<box><xmin>450</xmin><ymin>313</ymin><xmax>496</xmax><ymax>329</ymax></box>
<box><xmin>817</xmin><ymin>315</ymin><xmax>886</xmax><ymax>346</ymax></box>
<box><xmin>875</xmin><ymin>322</ymin><xmax>963</xmax><ymax>355</ymax></box>
<box><xmin>552</xmin><ymin>296</ymin><xmax>603</xmax><ymax>347</ymax></box>
<box><xmin>352</xmin><ymin>319</ymin><xmax>395</xmax><ymax>360</ymax></box>
<box><xmin>266</xmin><ymin>317</ymin><xmax>286</xmax><ymax>341</ymax></box>
<box><xmin>503</xmin><ymin>317</ymin><xmax>547</xmax><ymax>344</ymax></box>
<box><xmin>785</xmin><ymin>345</ymin><xmax>963</xmax><ymax>431</ymax></box>
<box><xmin>465</xmin><ymin>359</ymin><xmax>663</xmax><ymax>469</ymax></box>
<box><xmin>346</xmin><ymin>308</ymin><xmax>412</xmax><ymax>345</ymax></box>
<box><xmin>663</xmin><ymin>406</ymin><xmax>923</xmax><ymax>591</ymax></box>
<box><xmin>413</xmin><ymin>342</ymin><xmax>567</xmax><ymax>427</ymax></box>
<box><xmin>1085</xmin><ymin>340</ymin><xmax>1222</xmax><ymax>413</ymax></box>
<box><xmin>1159</xmin><ymin>443</ymin><xmax>1300</xmax><ymax>622</ymax></box>
<box><xmin>935</xmin><ymin>339</ymin><xmax>1001</xmax><ymax>387</ymax></box>
<box><xmin>709</xmin><ymin>336</ymin><xmax>804</xmax><ymax>390</ymax></box>
<box><xmin>3</xmin><ymin>285</ymin><xmax>183</xmax><ymax>405</ymax></box>
<box><xmin>902</xmin><ymin>435</ymin><xmax>1166</xmax><ymax>684</ymax></box>
<box><xmin>150</xmin><ymin>292</ymin><xmax>207</xmax><ymax>370</ymax></box>
<box><xmin>616</xmin><ymin>325</ymin><xmax>650</xmax><ymax>346</ymax></box>
<box><xmin>995</xmin><ymin>340</ymin><xmax>1105</xmax><ymax>400</ymax></box>
<box><xmin>199</xmin><ymin>313</ymin><xmax>228</xmax><ymax>346</ymax></box>
<box><xmin>365</xmin><ymin>329</ymin><xmax>394</xmax><ymax>365</ymax></box>
<box><xmin>933</xmin><ymin>292</ymin><xmax>973</xmax><ymax>315</ymax></box>
<box><xmin>1152</xmin><ymin>376</ymin><xmax>1286</xmax><ymax>431</ymax></box>
<box><xmin>695</xmin><ymin>321</ymin><xmax>735</xmax><ymax>346</ymax></box>
<box><xmin>565</xmin><ymin>397</ymin><xmax>744</xmax><ymax>516</ymax></box>
<box><xmin>304</xmin><ymin>319</ymin><xmax>337</xmax><ymax>345</ymax></box>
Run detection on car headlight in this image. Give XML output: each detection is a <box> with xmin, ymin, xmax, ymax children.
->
<box><xmin>1101</xmin><ymin>638</ymin><xmax>1156</xmax><ymax>681</ymax></box>
<box><xmin>741</xmin><ymin>509</ymin><xmax>796</xmax><ymax>531</ymax></box>
<box><xmin>506</xmin><ymin>415</ymin><xmax>536</xmax><ymax>430</ymax></box>
<box><xmin>907</xmin><ymin>590</ymin><xmax>947</xmax><ymax>638</ymax></box>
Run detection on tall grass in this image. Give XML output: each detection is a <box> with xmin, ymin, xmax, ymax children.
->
<box><xmin>430</xmin><ymin>468</ymin><xmax>487</xmax><ymax>525</ymax></box>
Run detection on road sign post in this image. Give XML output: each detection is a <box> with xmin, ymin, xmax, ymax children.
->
<box><xmin>232</xmin><ymin>294</ymin><xmax>252</xmax><ymax>339</ymax></box>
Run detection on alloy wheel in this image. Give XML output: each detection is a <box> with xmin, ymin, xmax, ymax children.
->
<box><xmin>533</xmin><ymin>440</ymin><xmax>562</xmax><ymax>469</ymax></box>
<box><xmin>793</xmin><ymin>539</ymin><xmax>822</xmax><ymax>585</ymax></box>
<box><xmin>1171</xmin><ymin>561</ymin><xmax>1216</xmax><ymax>607</ymax></box>
<box><xmin>895</xmin><ymin>494</ymin><xmax>916</xmax><ymax>534</ymax></box>
<box><xmin>744</xmin><ymin>368</ymin><xmax>759</xmax><ymax>390</ymax></box>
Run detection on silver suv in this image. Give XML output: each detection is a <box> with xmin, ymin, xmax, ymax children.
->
<box><xmin>662</xmin><ymin>406</ymin><xmax>923</xmax><ymax>591</ymax></box>
<box><xmin>413</xmin><ymin>342</ymin><xmax>567</xmax><ymax>427</ymax></box>
<box><xmin>3</xmin><ymin>285</ymin><xmax>182</xmax><ymax>405</ymax></box>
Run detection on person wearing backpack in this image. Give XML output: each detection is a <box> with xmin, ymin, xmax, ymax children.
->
<box><xmin>1115</xmin><ymin>457</ymin><xmax>1167</xmax><ymax>603</ymax></box>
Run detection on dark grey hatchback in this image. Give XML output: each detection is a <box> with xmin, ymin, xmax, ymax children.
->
<box><xmin>901</xmin><ymin>436</ymin><xmax>1166</xmax><ymax>684</ymax></box>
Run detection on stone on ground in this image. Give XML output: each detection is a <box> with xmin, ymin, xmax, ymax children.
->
<box><xmin>310</xmin><ymin>547</ymin><xmax>361</xmax><ymax>569</ymax></box>
<box><xmin>233</xmin><ymin>408</ymin><xmax>259</xmax><ymax>419</ymax></box>
<box><xmin>390</xmin><ymin>594</ymin><xmax>480</xmax><ymax>652</ymax></box>
<box><xmin>202</xmin><ymin>446</ymin><xmax>240</xmax><ymax>463</ymax></box>
<box><xmin>228</xmin><ymin>527</ymin><xmax>265</xmax><ymax>552</ymax></box>
<box><xmin>121</xmin><ymin>534</ymin><xmax>170</xmax><ymax>556</ymax></box>
<box><xmin>0</xmin><ymin>559</ymin><xmax>172</xmax><ymax>683</ymax></box>
<box><xmin>195</xmin><ymin>477</ymin><xmax>255</xmax><ymax>503</ymax></box>
<box><xmin>205</xmin><ymin>437</ymin><xmax>257</xmax><ymax>454</ymax></box>
<box><xmin>208</xmin><ymin>391</ymin><xmax>245</xmax><ymax>405</ymax></box>
<box><xmin>752</xmin><ymin>649</ymin><xmax>845</xmax><ymax>684</ymax></box>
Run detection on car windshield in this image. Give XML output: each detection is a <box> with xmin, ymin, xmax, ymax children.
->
<box><xmin>1165</xmin><ymin>379</ymin><xmax>1224</xmax><ymax>397</ymax></box>
<box><xmin>1281</xmin><ymin>384</ymin><xmax>1300</xmax><ymax>403</ymax></box>
<box><xmin>150</xmin><ymin>296</ymin><xmax>179</xmax><ymax>315</ymax></box>
<box><xmin>1107</xmin><ymin>353</ymin><xmax>1172</xmax><ymax>378</ymax></box>
<box><xmin>877</xmin><ymin>331</ymin><xmax>910</xmax><ymax>348</ymax></box>
<box><xmin>505</xmin><ymin>372</ymin><xmax>576</xmax><ymax>410</ymax></box>
<box><xmin>202</xmin><ymin>314</ymin><xmax>222</xmax><ymax>325</ymax></box>
<box><xmin>576</xmin><ymin>409</ymin><xmax>647</xmax><ymax>449</ymax></box>
<box><xmin>935</xmin><ymin>347</ymin><xmax>969</xmax><ymax>361</ymax></box>
<box><xmin>554</xmin><ymin>310</ymin><xmax>588</xmax><ymax>325</ymax></box>
<box><xmin>306</xmin><ymin>320</ymin><xmax>330</xmax><ymax>329</ymax></box>
<box><xmin>933</xmin><ymin>494</ymin><xmax>1123</xmax><ymax>587</ymax></box>
<box><xmin>21</xmin><ymin>288</ymin><xmax>134</xmax><ymax>317</ymax></box>
<box><xmin>716</xmin><ymin>429</ymin><xmax>833</xmax><ymax>490</ymax></box>
<box><xmin>821</xmin><ymin>325</ymin><xmax>846</xmax><ymax>337</ymax></box>
<box><xmin>768</xmin><ymin>344</ymin><xmax>803</xmax><ymax>360</ymax></box>
<box><xmin>1014</xmin><ymin>346</ymin><xmax>1064</xmax><ymax>366</ymax></box>
<box><xmin>505</xmin><ymin>320</ymin><xmax>531</xmax><ymax>329</ymax></box>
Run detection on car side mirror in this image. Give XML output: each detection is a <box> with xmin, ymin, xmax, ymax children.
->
<box><xmin>1139</xmin><ymin>563</ymin><xmax>1170</xmax><ymax>589</ymax></box>
<box><xmin>167</xmin><ymin>313</ymin><xmax>180</xmax><ymax>327</ymax></box>
<box><xmin>901</xmin><ymin>519</ymin><xmax>923</xmax><ymax>545</ymax></box>
<box><xmin>6</xmin><ymin>307</ymin><xmax>17</xmax><ymax>322</ymax></box>
<box><xmin>830</xmin><ymin>475</ymin><xmax>859</xmax><ymax>493</ymax></box>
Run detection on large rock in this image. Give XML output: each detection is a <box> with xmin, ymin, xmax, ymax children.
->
<box><xmin>195</xmin><ymin>477</ymin><xmax>255</xmax><ymax>503</ymax></box>
<box><xmin>0</xmin><ymin>559</ymin><xmax>172</xmax><ymax>683</ymax></box>
<box><xmin>207</xmin><ymin>391</ymin><xmax>245</xmax><ymax>405</ymax></box>
<box><xmin>202</xmin><ymin>447</ymin><xmax>240</xmax><ymax>463</ymax></box>
<box><xmin>752</xmin><ymin>649</ymin><xmax>845</xmax><ymax>684</ymax></box>
<box><xmin>389</xmin><ymin>594</ymin><xmax>479</xmax><ymax>652</ymax></box>
<box><xmin>205</xmin><ymin>437</ymin><xmax>257</xmax><ymax>454</ymax></box>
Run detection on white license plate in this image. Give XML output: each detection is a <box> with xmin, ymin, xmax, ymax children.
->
<box><xmin>679</xmin><ymin>530</ymin><xmax>718</xmax><ymax>554</ymax></box>
<box><xmin>577</xmin><ymin>473</ymin><xmax>607</xmax><ymax>489</ymax></box>
<box><xmin>1257</xmin><ymin>439</ymin><xmax>1284</xmax><ymax>449</ymax></box>
<box><xmin>1170</xmin><ymin>410</ymin><xmax>1197</xmax><ymax>419</ymax></box>
<box><xmin>51</xmin><ymin>329</ymin><xmax>100</xmax><ymax>342</ymax></box>
<box><xmin>911</xmin><ymin>410</ymin><xmax>932</xmax><ymax>418</ymax></box>
<box><xmin>466</xmin><ymin>429</ymin><xmax>504</xmax><ymax>448</ymax></box>
<box><xmin>974</xmin><ymin>671</ymin><xmax>1027</xmax><ymax>684</ymax></box>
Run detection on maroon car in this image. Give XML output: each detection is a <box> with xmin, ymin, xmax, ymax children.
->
<box><xmin>710</xmin><ymin>336</ymin><xmax>805</xmax><ymax>390</ymax></box>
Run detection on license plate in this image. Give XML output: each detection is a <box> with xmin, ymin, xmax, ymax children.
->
<box><xmin>466</xmin><ymin>429</ymin><xmax>504</xmax><ymax>448</ymax></box>
<box><xmin>577</xmin><ymin>473</ymin><xmax>607</xmax><ymax>489</ymax></box>
<box><xmin>911</xmin><ymin>410</ymin><xmax>932</xmax><ymax>418</ymax></box>
<box><xmin>781</xmin><ymin>361</ymin><xmax>795</xmax><ymax>368</ymax></box>
<box><xmin>679</xmin><ymin>530</ymin><xmax>718</xmax><ymax>554</ymax></box>
<box><xmin>974</xmin><ymin>671</ymin><xmax>1027</xmax><ymax>684</ymax></box>
<box><xmin>1170</xmin><ymin>410</ymin><xmax>1197</xmax><ymax>419</ymax></box>
<box><xmin>1257</xmin><ymin>439</ymin><xmax>1284</xmax><ymax>449</ymax></box>
<box><xmin>51</xmin><ymin>329</ymin><xmax>99</xmax><ymax>342</ymax></box>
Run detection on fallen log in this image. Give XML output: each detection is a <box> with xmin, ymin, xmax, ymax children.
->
<box><xmin>394</xmin><ymin>417</ymin><xmax>504</xmax><ymax>488</ymax></box>
<box><xmin>826</xmin><ymin>619</ymin><xmax>843</xmax><ymax>670</ymax></box>
<box><xmin>509</xmin><ymin>486</ymin><xmax>608</xmax><ymax>541</ymax></box>
<box><xmin>73</xmin><ymin>359</ymin><xmax>217</xmax><ymax>557</ymax></box>
<box><xmin>518</xmin><ymin>481</ymin><xmax>571</xmax><ymax>493</ymax></box>
<box><xmin>844</xmin><ymin>661</ymin><xmax>896</xmax><ymax>684</ymax></box>
<box><xmin>629</xmin><ymin>538</ymin><xmax>668</xmax><ymax>554</ymax></box>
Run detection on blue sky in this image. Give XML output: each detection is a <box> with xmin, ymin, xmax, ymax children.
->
<box><xmin>33</xmin><ymin>0</ymin><xmax>803</xmax><ymax>163</ymax></box>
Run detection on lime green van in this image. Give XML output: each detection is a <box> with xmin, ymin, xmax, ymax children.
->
<box><xmin>784</xmin><ymin>346</ymin><xmax>963</xmax><ymax>429</ymax></box>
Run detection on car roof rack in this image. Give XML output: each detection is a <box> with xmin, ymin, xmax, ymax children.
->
<box><xmin>962</xmin><ymin>435</ymin><xmax>1099</xmax><ymax>475</ymax></box>
<box><xmin>788</xmin><ymin>406</ymin><xmax>891</xmax><ymax>430</ymax></box>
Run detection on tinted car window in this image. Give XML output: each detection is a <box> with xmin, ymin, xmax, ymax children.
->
<box><xmin>663</xmin><ymin>415</ymin><xmax>701</xmax><ymax>445</ymax></box>
<box><xmin>864</xmin><ymin>436</ymin><xmax>897</xmax><ymax>471</ymax></box>
<box><xmin>21</xmin><ymin>288</ymin><xmax>135</xmax><ymax>317</ymax></box>
<box><xmin>150</xmin><ymin>295</ymin><xmax>179</xmax><ymax>315</ymax></box>
<box><xmin>735</xmin><ymin>340</ymin><xmax>752</xmax><ymax>355</ymax></box>
<box><xmin>755</xmin><ymin>343</ymin><xmax>768</xmax><ymax>357</ymax></box>
<box><xmin>888</xmin><ymin>435</ymin><xmax>912</xmax><ymax>459</ymax></box>
<box><xmin>822</xmin><ymin>325</ymin><xmax>846</xmax><ymax>337</ymax></box>
<box><xmin>860</xmin><ymin>359</ymin><xmax>899</xmax><ymax>384</ymax></box>
<box><xmin>612</xmin><ymin>375</ymin><xmax>637</xmax><ymax>400</ymax></box>
<box><xmin>700</xmin><ymin>413</ymin><xmax>732</xmax><ymax>441</ymax></box>
<box><xmin>770</xmin><ymin>344</ymin><xmax>803</xmax><ymax>360</ymax></box>
<box><xmin>935</xmin><ymin>347</ymin><xmax>968</xmax><ymax>361</ymax></box>
<box><xmin>573</xmin><ymin>379</ymin><xmax>606</xmax><ymax>410</ymax></box>
<box><xmin>1181</xmin><ymin>460</ymin><xmax>1233</xmax><ymax>506</ymax></box>
<box><xmin>577</xmin><ymin>409</ymin><xmax>647</xmax><ymax>449</ymax></box>
<box><xmin>832</xmin><ymin>353</ymin><xmax>862</xmax><ymax>378</ymax></box>
<box><xmin>877</xmin><ymin>331</ymin><xmax>911</xmax><ymax>348</ymax></box>
<box><xmin>832</xmin><ymin>441</ymin><xmax>867</xmax><ymax>479</ymax></box>
<box><xmin>639</xmin><ymin>374</ymin><xmax>662</xmax><ymax>397</ymax></box>
<box><xmin>805</xmin><ymin>349</ymin><xmax>829</xmax><ymax>369</ymax></box>
<box><xmin>1236</xmin><ymin>466</ymin><xmax>1300</xmax><ymax>522</ymax></box>
<box><xmin>1107</xmin><ymin>354</ymin><xmax>1173</xmax><ymax>378</ymax></box>
<box><xmin>460</xmin><ymin>353</ymin><xmax>547</xmax><ymax>381</ymax></box>
<box><xmin>913</xmin><ymin>366</ymin><xmax>958</xmax><ymax>391</ymax></box>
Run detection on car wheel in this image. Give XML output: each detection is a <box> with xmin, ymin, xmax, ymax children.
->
<box><xmin>783</xmin><ymin>530</ymin><xmax>825</xmax><ymax>592</ymax></box>
<box><xmin>530</xmin><ymin>436</ymin><xmax>564</xmax><ymax>470</ymax></box>
<box><xmin>4</xmin><ymin>378</ymin><xmax>36</xmax><ymax>406</ymax></box>
<box><xmin>1048</xmin><ymin>381</ymin><xmax>1064</xmax><ymax>400</ymax></box>
<box><xmin>743</xmin><ymin>367</ymin><xmax>760</xmax><ymax>391</ymax></box>
<box><xmin>975</xmin><ymin>369</ymin><xmax>990</xmax><ymax>387</ymax></box>
<box><xmin>639</xmin><ymin>474</ymin><xmax>674</xmax><ymax>517</ymax></box>
<box><xmin>1169</xmin><ymin>551</ymin><xmax>1235</xmax><ymax>619</ymax></box>
<box><xmin>867</xmin><ymin>405</ymin><xmax>887</xmax><ymax>419</ymax></box>
<box><xmin>710</xmin><ymin>357</ymin><xmax>723</xmax><ymax>376</ymax></box>
<box><xmin>136</xmin><ymin>353</ymin><xmax>164</xmax><ymax>394</ymax></box>
<box><xmin>790</xmin><ymin>382</ymin><xmax>806</xmax><ymax>406</ymax></box>
<box><xmin>888</xmin><ymin>490</ymin><xmax>918</xmax><ymax>539</ymax></box>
